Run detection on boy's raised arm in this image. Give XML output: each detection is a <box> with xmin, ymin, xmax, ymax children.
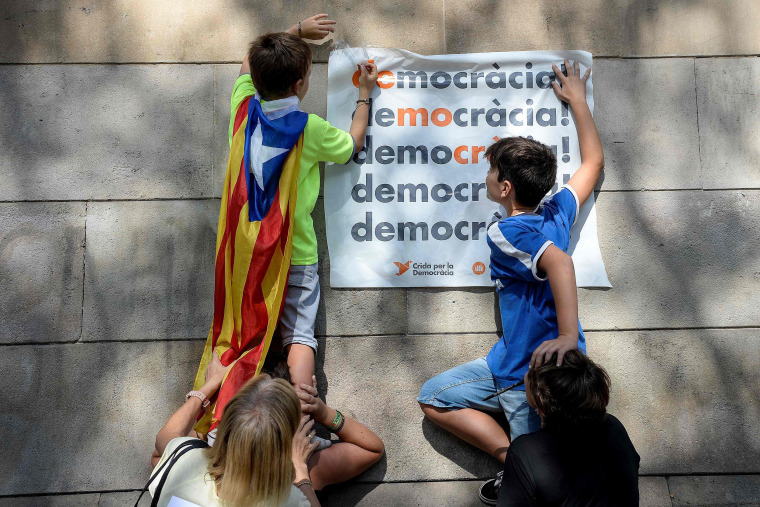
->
<box><xmin>531</xmin><ymin>245</ymin><xmax>579</xmax><ymax>368</ymax></box>
<box><xmin>238</xmin><ymin>14</ymin><xmax>337</xmax><ymax>76</ymax></box>
<box><xmin>349</xmin><ymin>63</ymin><xmax>378</xmax><ymax>152</ymax></box>
<box><xmin>552</xmin><ymin>59</ymin><xmax>604</xmax><ymax>209</ymax></box>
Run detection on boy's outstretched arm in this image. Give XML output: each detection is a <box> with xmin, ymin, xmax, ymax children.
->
<box><xmin>531</xmin><ymin>245</ymin><xmax>578</xmax><ymax>368</ymax></box>
<box><xmin>552</xmin><ymin>59</ymin><xmax>604</xmax><ymax>209</ymax></box>
<box><xmin>348</xmin><ymin>63</ymin><xmax>378</xmax><ymax>152</ymax></box>
<box><xmin>238</xmin><ymin>14</ymin><xmax>337</xmax><ymax>76</ymax></box>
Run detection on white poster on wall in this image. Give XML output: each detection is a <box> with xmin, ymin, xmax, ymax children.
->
<box><xmin>325</xmin><ymin>48</ymin><xmax>610</xmax><ymax>289</ymax></box>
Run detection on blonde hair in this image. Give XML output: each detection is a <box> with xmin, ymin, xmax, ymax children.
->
<box><xmin>206</xmin><ymin>374</ymin><xmax>301</xmax><ymax>506</ymax></box>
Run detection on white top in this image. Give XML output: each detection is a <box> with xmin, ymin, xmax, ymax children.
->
<box><xmin>149</xmin><ymin>437</ymin><xmax>310</xmax><ymax>507</ymax></box>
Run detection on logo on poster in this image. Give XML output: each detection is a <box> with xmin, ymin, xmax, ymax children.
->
<box><xmin>472</xmin><ymin>262</ymin><xmax>486</xmax><ymax>275</ymax></box>
<box><xmin>393</xmin><ymin>261</ymin><xmax>411</xmax><ymax>276</ymax></box>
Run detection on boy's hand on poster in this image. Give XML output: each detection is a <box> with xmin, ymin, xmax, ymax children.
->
<box><xmin>551</xmin><ymin>59</ymin><xmax>591</xmax><ymax>106</ymax></box>
<box><xmin>530</xmin><ymin>334</ymin><xmax>578</xmax><ymax>368</ymax></box>
<box><xmin>298</xmin><ymin>14</ymin><xmax>336</xmax><ymax>40</ymax></box>
<box><xmin>358</xmin><ymin>62</ymin><xmax>378</xmax><ymax>94</ymax></box>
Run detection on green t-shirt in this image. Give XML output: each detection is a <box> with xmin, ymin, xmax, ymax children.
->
<box><xmin>229</xmin><ymin>74</ymin><xmax>354</xmax><ymax>265</ymax></box>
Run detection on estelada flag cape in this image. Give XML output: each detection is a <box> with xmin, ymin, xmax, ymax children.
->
<box><xmin>193</xmin><ymin>93</ymin><xmax>308</xmax><ymax>433</ymax></box>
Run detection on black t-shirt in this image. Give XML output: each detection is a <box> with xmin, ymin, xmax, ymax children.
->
<box><xmin>497</xmin><ymin>414</ymin><xmax>640</xmax><ymax>506</ymax></box>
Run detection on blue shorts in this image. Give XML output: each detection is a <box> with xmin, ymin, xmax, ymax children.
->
<box><xmin>280</xmin><ymin>263</ymin><xmax>319</xmax><ymax>353</ymax></box>
<box><xmin>418</xmin><ymin>357</ymin><xmax>541</xmax><ymax>441</ymax></box>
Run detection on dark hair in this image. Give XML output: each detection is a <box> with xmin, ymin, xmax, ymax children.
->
<box><xmin>248</xmin><ymin>32</ymin><xmax>312</xmax><ymax>100</ymax></box>
<box><xmin>261</xmin><ymin>351</ymin><xmax>292</xmax><ymax>384</ymax></box>
<box><xmin>527</xmin><ymin>350</ymin><xmax>610</xmax><ymax>429</ymax></box>
<box><xmin>485</xmin><ymin>136</ymin><xmax>557</xmax><ymax>208</ymax></box>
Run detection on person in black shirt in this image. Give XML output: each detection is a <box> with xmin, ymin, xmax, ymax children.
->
<box><xmin>496</xmin><ymin>350</ymin><xmax>640</xmax><ymax>506</ymax></box>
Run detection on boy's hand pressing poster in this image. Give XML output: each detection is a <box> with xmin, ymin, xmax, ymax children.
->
<box><xmin>325</xmin><ymin>48</ymin><xmax>610</xmax><ymax>288</ymax></box>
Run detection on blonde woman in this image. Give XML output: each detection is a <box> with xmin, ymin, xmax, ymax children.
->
<box><xmin>146</xmin><ymin>352</ymin><xmax>318</xmax><ymax>506</ymax></box>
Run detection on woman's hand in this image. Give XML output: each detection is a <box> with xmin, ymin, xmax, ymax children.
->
<box><xmin>288</xmin><ymin>14</ymin><xmax>336</xmax><ymax>40</ymax></box>
<box><xmin>297</xmin><ymin>376</ymin><xmax>334</xmax><ymax>428</ymax></box>
<box><xmin>203</xmin><ymin>351</ymin><xmax>233</xmax><ymax>394</ymax></box>
<box><xmin>551</xmin><ymin>59</ymin><xmax>591</xmax><ymax>107</ymax></box>
<box><xmin>292</xmin><ymin>415</ymin><xmax>318</xmax><ymax>482</ymax></box>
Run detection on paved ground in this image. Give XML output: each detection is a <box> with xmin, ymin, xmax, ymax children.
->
<box><xmin>1</xmin><ymin>1</ymin><xmax>760</xmax><ymax>505</ymax></box>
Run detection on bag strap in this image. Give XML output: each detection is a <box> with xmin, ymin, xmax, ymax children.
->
<box><xmin>134</xmin><ymin>439</ymin><xmax>209</xmax><ymax>507</ymax></box>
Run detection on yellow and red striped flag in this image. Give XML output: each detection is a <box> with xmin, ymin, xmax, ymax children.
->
<box><xmin>193</xmin><ymin>93</ymin><xmax>307</xmax><ymax>433</ymax></box>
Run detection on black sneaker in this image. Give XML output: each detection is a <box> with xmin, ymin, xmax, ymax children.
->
<box><xmin>478</xmin><ymin>471</ymin><xmax>503</xmax><ymax>505</ymax></box>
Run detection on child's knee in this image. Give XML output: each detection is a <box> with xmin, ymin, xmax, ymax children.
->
<box><xmin>419</xmin><ymin>401</ymin><xmax>444</xmax><ymax>419</ymax></box>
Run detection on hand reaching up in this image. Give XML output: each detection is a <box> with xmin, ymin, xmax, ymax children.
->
<box><xmin>298</xmin><ymin>14</ymin><xmax>337</xmax><ymax>40</ymax></box>
<box><xmin>552</xmin><ymin>59</ymin><xmax>591</xmax><ymax>106</ymax></box>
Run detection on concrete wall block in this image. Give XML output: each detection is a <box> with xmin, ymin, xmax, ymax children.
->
<box><xmin>0</xmin><ymin>202</ymin><xmax>86</xmax><ymax>344</ymax></box>
<box><xmin>0</xmin><ymin>1</ymin><xmax>444</xmax><ymax>63</ymax></box>
<box><xmin>82</xmin><ymin>201</ymin><xmax>217</xmax><ymax>342</ymax></box>
<box><xmin>328</xmin><ymin>477</ymin><xmax>675</xmax><ymax>506</ymax></box>
<box><xmin>0</xmin><ymin>340</ymin><xmax>205</xmax><ymax>495</ymax></box>
<box><xmin>313</xmin><ymin>198</ymin><xmax>407</xmax><ymax>336</ymax></box>
<box><xmin>0</xmin><ymin>495</ymin><xmax>100</xmax><ymax>507</ymax></box>
<box><xmin>2</xmin><ymin>329</ymin><xmax>757</xmax><ymax>494</ymax></box>
<box><xmin>594</xmin><ymin>58</ymin><xmax>700</xmax><ymax>190</ymax></box>
<box><xmin>445</xmin><ymin>0</ymin><xmax>626</xmax><ymax>56</ymax></box>
<box><xmin>319</xmin><ymin>329</ymin><xmax>760</xmax><ymax>483</ymax></box>
<box><xmin>332</xmin><ymin>478</ymin><xmax>673</xmax><ymax>506</ymax></box>
<box><xmin>590</xmin><ymin>329</ymin><xmax>760</xmax><ymax>475</ymax></box>
<box><xmin>213</xmin><ymin>63</ymin><xmax>329</xmax><ymax>198</ymax></box>
<box><xmin>407</xmin><ymin>288</ymin><xmax>500</xmax><ymax>335</ymax></box>
<box><xmin>697</xmin><ymin>58</ymin><xmax>760</xmax><ymax>189</ymax></box>
<box><xmin>322</xmin><ymin>333</ymin><xmax>502</xmax><ymax>482</ymax></box>
<box><xmin>0</xmin><ymin>65</ymin><xmax>214</xmax><ymax>201</ymax></box>
<box><xmin>446</xmin><ymin>1</ymin><xmax>760</xmax><ymax>57</ymax></box>
<box><xmin>327</xmin><ymin>481</ymin><xmax>483</xmax><ymax>506</ymax></box>
<box><xmin>669</xmin><ymin>475</ymin><xmax>760</xmax><ymax>506</ymax></box>
<box><xmin>580</xmin><ymin>190</ymin><xmax>760</xmax><ymax>330</ymax></box>
<box><xmin>99</xmin><ymin>491</ymin><xmax>151</xmax><ymax>507</ymax></box>
<box><xmin>639</xmin><ymin>477</ymin><xmax>673</xmax><ymax>507</ymax></box>
<box><xmin>622</xmin><ymin>1</ymin><xmax>760</xmax><ymax>57</ymax></box>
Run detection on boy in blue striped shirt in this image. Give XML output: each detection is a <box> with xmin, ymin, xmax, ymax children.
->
<box><xmin>417</xmin><ymin>59</ymin><xmax>604</xmax><ymax>505</ymax></box>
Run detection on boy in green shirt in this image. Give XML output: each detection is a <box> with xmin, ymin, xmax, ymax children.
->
<box><xmin>229</xmin><ymin>15</ymin><xmax>378</xmax><ymax>434</ymax></box>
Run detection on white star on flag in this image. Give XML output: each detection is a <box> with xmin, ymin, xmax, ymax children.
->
<box><xmin>249</xmin><ymin>122</ymin><xmax>289</xmax><ymax>190</ymax></box>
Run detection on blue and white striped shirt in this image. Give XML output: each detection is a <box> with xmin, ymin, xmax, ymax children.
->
<box><xmin>486</xmin><ymin>186</ymin><xmax>587</xmax><ymax>389</ymax></box>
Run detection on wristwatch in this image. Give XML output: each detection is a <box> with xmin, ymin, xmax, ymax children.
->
<box><xmin>185</xmin><ymin>390</ymin><xmax>210</xmax><ymax>409</ymax></box>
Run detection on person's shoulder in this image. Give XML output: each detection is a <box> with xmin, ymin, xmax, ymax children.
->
<box><xmin>164</xmin><ymin>436</ymin><xmax>200</xmax><ymax>454</ymax></box>
<box><xmin>541</xmin><ymin>185</ymin><xmax>579</xmax><ymax>225</ymax></box>
<box><xmin>305</xmin><ymin>113</ymin><xmax>328</xmax><ymax>133</ymax></box>
<box><xmin>510</xmin><ymin>428</ymin><xmax>552</xmax><ymax>454</ymax></box>
<box><xmin>604</xmin><ymin>414</ymin><xmax>629</xmax><ymax>434</ymax></box>
<box><xmin>305</xmin><ymin>113</ymin><xmax>348</xmax><ymax>135</ymax></box>
<box><xmin>604</xmin><ymin>414</ymin><xmax>638</xmax><ymax>444</ymax></box>
<box><xmin>232</xmin><ymin>74</ymin><xmax>256</xmax><ymax>96</ymax></box>
<box><xmin>496</xmin><ymin>215</ymin><xmax>542</xmax><ymax>233</ymax></box>
<box><xmin>488</xmin><ymin>215</ymin><xmax>543</xmax><ymax>245</ymax></box>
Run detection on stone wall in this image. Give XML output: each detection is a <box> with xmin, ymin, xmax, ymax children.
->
<box><xmin>1</xmin><ymin>1</ymin><xmax>759</xmax><ymax>505</ymax></box>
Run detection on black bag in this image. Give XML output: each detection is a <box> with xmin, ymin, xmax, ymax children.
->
<box><xmin>135</xmin><ymin>439</ymin><xmax>210</xmax><ymax>507</ymax></box>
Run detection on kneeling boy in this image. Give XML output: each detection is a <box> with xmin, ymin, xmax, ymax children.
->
<box><xmin>417</xmin><ymin>59</ymin><xmax>604</xmax><ymax>505</ymax></box>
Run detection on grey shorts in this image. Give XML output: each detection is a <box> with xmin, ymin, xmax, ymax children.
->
<box><xmin>280</xmin><ymin>263</ymin><xmax>319</xmax><ymax>353</ymax></box>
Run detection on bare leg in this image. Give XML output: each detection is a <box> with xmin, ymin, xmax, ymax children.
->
<box><xmin>285</xmin><ymin>343</ymin><xmax>316</xmax><ymax>390</ymax></box>
<box><xmin>420</xmin><ymin>403</ymin><xmax>510</xmax><ymax>463</ymax></box>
